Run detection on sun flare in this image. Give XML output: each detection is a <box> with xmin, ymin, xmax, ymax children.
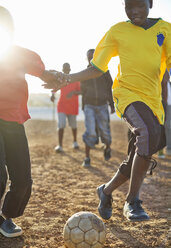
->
<box><xmin>0</xmin><ymin>26</ymin><xmax>12</xmax><ymax>59</ymax></box>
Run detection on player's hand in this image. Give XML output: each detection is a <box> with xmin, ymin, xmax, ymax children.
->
<box><xmin>41</xmin><ymin>70</ymin><xmax>59</xmax><ymax>83</ymax></box>
<box><xmin>56</xmin><ymin>72</ymin><xmax>71</xmax><ymax>84</ymax></box>
<box><xmin>50</xmin><ymin>93</ymin><xmax>56</xmax><ymax>102</ymax></box>
<box><xmin>42</xmin><ymin>80</ymin><xmax>67</xmax><ymax>91</ymax></box>
<box><xmin>42</xmin><ymin>71</ymin><xmax>70</xmax><ymax>90</ymax></box>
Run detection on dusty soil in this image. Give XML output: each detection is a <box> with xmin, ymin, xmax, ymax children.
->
<box><xmin>0</xmin><ymin>120</ymin><xmax>170</xmax><ymax>248</ymax></box>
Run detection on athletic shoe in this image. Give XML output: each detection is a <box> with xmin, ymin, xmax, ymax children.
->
<box><xmin>82</xmin><ymin>157</ymin><xmax>91</xmax><ymax>167</ymax></box>
<box><xmin>123</xmin><ymin>200</ymin><xmax>149</xmax><ymax>221</ymax></box>
<box><xmin>55</xmin><ymin>145</ymin><xmax>63</xmax><ymax>153</ymax></box>
<box><xmin>0</xmin><ymin>218</ymin><xmax>23</xmax><ymax>238</ymax></box>
<box><xmin>104</xmin><ymin>147</ymin><xmax>111</xmax><ymax>161</ymax></box>
<box><xmin>97</xmin><ymin>184</ymin><xmax>113</xmax><ymax>220</ymax></box>
<box><xmin>72</xmin><ymin>141</ymin><xmax>79</xmax><ymax>149</ymax></box>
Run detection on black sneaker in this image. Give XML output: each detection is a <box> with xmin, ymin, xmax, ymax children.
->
<box><xmin>0</xmin><ymin>218</ymin><xmax>23</xmax><ymax>238</ymax></box>
<box><xmin>104</xmin><ymin>147</ymin><xmax>111</xmax><ymax>161</ymax></box>
<box><xmin>82</xmin><ymin>158</ymin><xmax>91</xmax><ymax>168</ymax></box>
<box><xmin>97</xmin><ymin>184</ymin><xmax>113</xmax><ymax>220</ymax></box>
<box><xmin>123</xmin><ymin>200</ymin><xmax>149</xmax><ymax>221</ymax></box>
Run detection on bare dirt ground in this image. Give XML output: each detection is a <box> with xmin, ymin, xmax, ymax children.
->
<box><xmin>0</xmin><ymin>120</ymin><xmax>170</xmax><ymax>248</ymax></box>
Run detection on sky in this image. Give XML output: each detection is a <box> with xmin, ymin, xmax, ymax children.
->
<box><xmin>0</xmin><ymin>0</ymin><xmax>170</xmax><ymax>93</ymax></box>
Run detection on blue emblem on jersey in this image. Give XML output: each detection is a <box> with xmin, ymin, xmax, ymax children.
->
<box><xmin>157</xmin><ymin>33</ymin><xmax>165</xmax><ymax>46</ymax></box>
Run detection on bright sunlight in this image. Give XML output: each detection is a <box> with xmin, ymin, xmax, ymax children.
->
<box><xmin>0</xmin><ymin>26</ymin><xmax>11</xmax><ymax>59</ymax></box>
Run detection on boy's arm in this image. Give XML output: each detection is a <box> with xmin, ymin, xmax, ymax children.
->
<box><xmin>105</xmin><ymin>72</ymin><xmax>115</xmax><ymax>113</ymax></box>
<box><xmin>50</xmin><ymin>92</ymin><xmax>56</xmax><ymax>102</ymax></box>
<box><xmin>40</xmin><ymin>70</ymin><xmax>67</xmax><ymax>89</ymax></box>
<box><xmin>42</xmin><ymin>66</ymin><xmax>103</xmax><ymax>91</ymax></box>
<box><xmin>161</xmin><ymin>69</ymin><xmax>170</xmax><ymax>104</ymax></box>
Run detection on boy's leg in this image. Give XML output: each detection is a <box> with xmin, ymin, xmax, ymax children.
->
<box><xmin>95</xmin><ymin>104</ymin><xmax>112</xmax><ymax>160</ymax></box>
<box><xmin>58</xmin><ymin>128</ymin><xmax>64</xmax><ymax>147</ymax></box>
<box><xmin>0</xmin><ymin>121</ymin><xmax>32</xmax><ymax>237</ymax></box>
<box><xmin>72</xmin><ymin>128</ymin><xmax>79</xmax><ymax>149</ymax></box>
<box><xmin>2</xmin><ymin>123</ymin><xmax>32</xmax><ymax>218</ymax></box>
<box><xmin>105</xmin><ymin>132</ymin><xmax>144</xmax><ymax>199</ymax></box>
<box><xmin>82</xmin><ymin>105</ymin><xmax>97</xmax><ymax>167</ymax></box>
<box><xmin>102</xmin><ymin>132</ymin><xmax>141</xmax><ymax>197</ymax></box>
<box><xmin>55</xmin><ymin>113</ymin><xmax>66</xmax><ymax>152</ymax></box>
<box><xmin>0</xmin><ymin>133</ymin><xmax>7</xmax><ymax>202</ymax></box>
<box><xmin>103</xmin><ymin>170</ymin><xmax>129</xmax><ymax>195</ymax></box>
<box><xmin>95</xmin><ymin>122</ymin><xmax>99</xmax><ymax>144</ymax></box>
<box><xmin>126</xmin><ymin>154</ymin><xmax>149</xmax><ymax>203</ymax></box>
<box><xmin>72</xmin><ymin>128</ymin><xmax>77</xmax><ymax>142</ymax></box>
<box><xmin>82</xmin><ymin>144</ymin><xmax>91</xmax><ymax>167</ymax></box>
<box><xmin>128</xmin><ymin>128</ymin><xmax>134</xmax><ymax>142</ymax></box>
<box><xmin>85</xmin><ymin>144</ymin><xmax>90</xmax><ymax>158</ymax></box>
<box><xmin>97</xmin><ymin>102</ymin><xmax>161</xmax><ymax>221</ymax></box>
<box><xmin>123</xmin><ymin>102</ymin><xmax>161</xmax><ymax>221</ymax></box>
<box><xmin>68</xmin><ymin>115</ymin><xmax>79</xmax><ymax>149</ymax></box>
<box><xmin>97</xmin><ymin>130</ymin><xmax>136</xmax><ymax>219</ymax></box>
<box><xmin>123</xmin><ymin>154</ymin><xmax>151</xmax><ymax>221</ymax></box>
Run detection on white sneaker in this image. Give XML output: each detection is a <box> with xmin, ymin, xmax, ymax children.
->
<box><xmin>72</xmin><ymin>142</ymin><xmax>79</xmax><ymax>149</ymax></box>
<box><xmin>55</xmin><ymin>145</ymin><xmax>63</xmax><ymax>153</ymax></box>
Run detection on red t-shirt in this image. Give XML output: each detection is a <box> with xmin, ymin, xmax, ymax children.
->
<box><xmin>0</xmin><ymin>45</ymin><xmax>45</xmax><ymax>124</ymax></box>
<box><xmin>57</xmin><ymin>82</ymin><xmax>80</xmax><ymax>115</ymax></box>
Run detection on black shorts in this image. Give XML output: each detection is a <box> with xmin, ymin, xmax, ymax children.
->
<box><xmin>123</xmin><ymin>101</ymin><xmax>166</xmax><ymax>156</ymax></box>
<box><xmin>118</xmin><ymin>101</ymin><xmax>166</xmax><ymax>178</ymax></box>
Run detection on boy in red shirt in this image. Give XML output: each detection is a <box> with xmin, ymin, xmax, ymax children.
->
<box><xmin>0</xmin><ymin>6</ymin><xmax>58</xmax><ymax>237</ymax></box>
<box><xmin>51</xmin><ymin>63</ymin><xmax>80</xmax><ymax>152</ymax></box>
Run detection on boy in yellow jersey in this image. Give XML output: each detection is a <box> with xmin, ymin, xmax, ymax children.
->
<box><xmin>43</xmin><ymin>0</ymin><xmax>171</xmax><ymax>221</ymax></box>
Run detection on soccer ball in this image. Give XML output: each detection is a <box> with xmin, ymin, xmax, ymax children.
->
<box><xmin>63</xmin><ymin>211</ymin><xmax>106</xmax><ymax>248</ymax></box>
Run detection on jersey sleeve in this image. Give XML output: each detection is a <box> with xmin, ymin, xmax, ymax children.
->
<box><xmin>91</xmin><ymin>26</ymin><xmax>118</xmax><ymax>73</ymax></box>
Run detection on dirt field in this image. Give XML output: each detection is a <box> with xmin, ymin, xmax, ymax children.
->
<box><xmin>0</xmin><ymin>120</ymin><xmax>170</xmax><ymax>248</ymax></box>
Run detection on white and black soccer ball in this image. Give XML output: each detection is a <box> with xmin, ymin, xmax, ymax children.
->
<box><xmin>63</xmin><ymin>211</ymin><xmax>106</xmax><ymax>248</ymax></box>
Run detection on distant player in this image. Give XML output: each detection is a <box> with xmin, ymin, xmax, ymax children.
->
<box><xmin>81</xmin><ymin>49</ymin><xmax>114</xmax><ymax>167</ymax></box>
<box><xmin>0</xmin><ymin>6</ymin><xmax>58</xmax><ymax>237</ymax></box>
<box><xmin>50</xmin><ymin>63</ymin><xmax>80</xmax><ymax>152</ymax></box>
<box><xmin>43</xmin><ymin>0</ymin><xmax>171</xmax><ymax>221</ymax></box>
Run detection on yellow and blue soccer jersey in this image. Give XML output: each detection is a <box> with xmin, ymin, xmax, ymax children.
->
<box><xmin>91</xmin><ymin>19</ymin><xmax>171</xmax><ymax>124</ymax></box>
